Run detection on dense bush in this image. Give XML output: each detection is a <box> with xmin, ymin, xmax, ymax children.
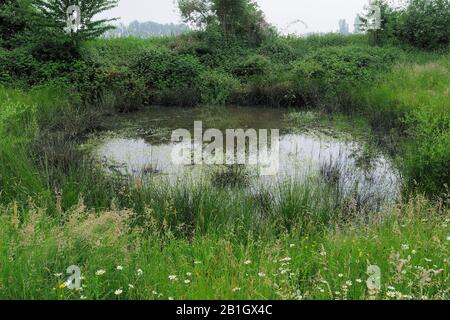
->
<box><xmin>396</xmin><ymin>0</ymin><xmax>450</xmax><ymax>50</ymax></box>
<box><xmin>370</xmin><ymin>0</ymin><xmax>450</xmax><ymax>50</ymax></box>
<box><xmin>259</xmin><ymin>37</ymin><xmax>298</xmax><ymax>63</ymax></box>
<box><xmin>230</xmin><ymin>54</ymin><xmax>270</xmax><ymax>79</ymax></box>
<box><xmin>292</xmin><ymin>46</ymin><xmax>399</xmax><ymax>86</ymax></box>
<box><xmin>131</xmin><ymin>48</ymin><xmax>203</xmax><ymax>105</ymax></box>
<box><xmin>198</xmin><ymin>69</ymin><xmax>239</xmax><ymax>105</ymax></box>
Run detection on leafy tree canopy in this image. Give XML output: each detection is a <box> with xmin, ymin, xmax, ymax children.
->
<box><xmin>33</xmin><ymin>0</ymin><xmax>119</xmax><ymax>40</ymax></box>
<box><xmin>177</xmin><ymin>0</ymin><xmax>268</xmax><ymax>43</ymax></box>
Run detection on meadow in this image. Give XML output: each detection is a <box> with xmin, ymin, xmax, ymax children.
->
<box><xmin>0</xmin><ymin>0</ymin><xmax>449</xmax><ymax>300</ymax></box>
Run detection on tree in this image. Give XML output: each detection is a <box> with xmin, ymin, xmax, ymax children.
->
<box><xmin>397</xmin><ymin>0</ymin><xmax>449</xmax><ymax>50</ymax></box>
<box><xmin>178</xmin><ymin>0</ymin><xmax>214</xmax><ymax>30</ymax></box>
<box><xmin>177</xmin><ymin>0</ymin><xmax>267</xmax><ymax>43</ymax></box>
<box><xmin>0</xmin><ymin>0</ymin><xmax>32</xmax><ymax>48</ymax></box>
<box><xmin>360</xmin><ymin>0</ymin><xmax>449</xmax><ymax>49</ymax></box>
<box><xmin>33</xmin><ymin>0</ymin><xmax>118</xmax><ymax>39</ymax></box>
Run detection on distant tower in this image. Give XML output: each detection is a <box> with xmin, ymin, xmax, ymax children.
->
<box><xmin>354</xmin><ymin>15</ymin><xmax>363</xmax><ymax>33</ymax></box>
<box><xmin>338</xmin><ymin>19</ymin><xmax>349</xmax><ymax>35</ymax></box>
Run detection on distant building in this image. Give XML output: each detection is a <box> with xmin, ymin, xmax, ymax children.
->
<box><xmin>338</xmin><ymin>19</ymin><xmax>349</xmax><ymax>35</ymax></box>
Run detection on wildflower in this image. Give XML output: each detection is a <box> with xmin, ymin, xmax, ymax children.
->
<box><xmin>59</xmin><ymin>283</ymin><xmax>66</xmax><ymax>289</ymax></box>
<box><xmin>114</xmin><ymin>289</ymin><xmax>123</xmax><ymax>296</ymax></box>
<box><xmin>387</xmin><ymin>286</ymin><xmax>396</xmax><ymax>291</ymax></box>
<box><xmin>386</xmin><ymin>291</ymin><xmax>396</xmax><ymax>298</ymax></box>
<box><xmin>424</xmin><ymin>258</ymin><xmax>432</xmax><ymax>263</ymax></box>
<box><xmin>319</xmin><ymin>288</ymin><xmax>325</xmax><ymax>293</ymax></box>
<box><xmin>258</xmin><ymin>272</ymin><xmax>266</xmax><ymax>278</ymax></box>
<box><xmin>279</xmin><ymin>257</ymin><xmax>292</xmax><ymax>262</ymax></box>
<box><xmin>95</xmin><ymin>269</ymin><xmax>106</xmax><ymax>276</ymax></box>
<box><xmin>232</xmin><ymin>287</ymin><xmax>241</xmax><ymax>292</ymax></box>
<box><xmin>152</xmin><ymin>291</ymin><xmax>158</xmax><ymax>295</ymax></box>
<box><xmin>412</xmin><ymin>250</ymin><xmax>417</xmax><ymax>255</ymax></box>
<box><xmin>447</xmin><ymin>236</ymin><xmax>450</xmax><ymax>241</ymax></box>
<box><xmin>137</xmin><ymin>269</ymin><xmax>143</xmax><ymax>276</ymax></box>
<box><xmin>345</xmin><ymin>280</ymin><xmax>353</xmax><ymax>286</ymax></box>
<box><xmin>54</xmin><ymin>273</ymin><xmax>63</xmax><ymax>278</ymax></box>
<box><xmin>401</xmin><ymin>244</ymin><xmax>409</xmax><ymax>250</ymax></box>
<box><xmin>116</xmin><ymin>266</ymin><xmax>123</xmax><ymax>271</ymax></box>
<box><xmin>280</xmin><ymin>268</ymin><xmax>289</xmax><ymax>274</ymax></box>
<box><xmin>169</xmin><ymin>275</ymin><xmax>178</xmax><ymax>281</ymax></box>
<box><xmin>194</xmin><ymin>260</ymin><xmax>202</xmax><ymax>265</ymax></box>
<box><xmin>80</xmin><ymin>295</ymin><xmax>87</xmax><ymax>300</ymax></box>
<box><xmin>338</xmin><ymin>273</ymin><xmax>344</xmax><ymax>278</ymax></box>
<box><xmin>244</xmin><ymin>260</ymin><xmax>252</xmax><ymax>265</ymax></box>
<box><xmin>184</xmin><ymin>279</ymin><xmax>191</xmax><ymax>284</ymax></box>
<box><xmin>290</xmin><ymin>244</ymin><xmax>295</xmax><ymax>248</ymax></box>
<box><xmin>356</xmin><ymin>279</ymin><xmax>362</xmax><ymax>283</ymax></box>
<box><xmin>186</xmin><ymin>272</ymin><xmax>192</xmax><ymax>276</ymax></box>
<box><xmin>168</xmin><ymin>297</ymin><xmax>174</xmax><ymax>300</ymax></box>
<box><xmin>128</xmin><ymin>284</ymin><xmax>134</xmax><ymax>289</ymax></box>
<box><xmin>334</xmin><ymin>291</ymin><xmax>341</xmax><ymax>296</ymax></box>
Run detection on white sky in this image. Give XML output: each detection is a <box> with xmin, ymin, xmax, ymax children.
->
<box><xmin>100</xmin><ymin>0</ymin><xmax>371</xmax><ymax>34</ymax></box>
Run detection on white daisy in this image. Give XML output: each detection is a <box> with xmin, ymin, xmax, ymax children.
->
<box><xmin>95</xmin><ymin>269</ymin><xmax>106</xmax><ymax>276</ymax></box>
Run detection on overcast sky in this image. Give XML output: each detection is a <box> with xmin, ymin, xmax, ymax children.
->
<box><xmin>101</xmin><ymin>0</ymin><xmax>371</xmax><ymax>34</ymax></box>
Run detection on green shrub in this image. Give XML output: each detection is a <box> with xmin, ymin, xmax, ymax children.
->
<box><xmin>371</xmin><ymin>0</ymin><xmax>450</xmax><ymax>50</ymax></box>
<box><xmin>98</xmin><ymin>67</ymin><xmax>146</xmax><ymax>112</ymax></box>
<box><xmin>132</xmin><ymin>48</ymin><xmax>203</xmax><ymax>105</ymax></box>
<box><xmin>230</xmin><ymin>54</ymin><xmax>270</xmax><ymax>79</ymax></box>
<box><xmin>397</xmin><ymin>0</ymin><xmax>450</xmax><ymax>50</ymax></box>
<box><xmin>259</xmin><ymin>38</ymin><xmax>297</xmax><ymax>63</ymax></box>
<box><xmin>291</xmin><ymin>46</ymin><xmax>399</xmax><ymax>86</ymax></box>
<box><xmin>199</xmin><ymin>70</ymin><xmax>239</xmax><ymax>105</ymax></box>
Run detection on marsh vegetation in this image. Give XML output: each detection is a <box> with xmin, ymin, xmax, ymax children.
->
<box><xmin>0</xmin><ymin>0</ymin><xmax>448</xmax><ymax>299</ymax></box>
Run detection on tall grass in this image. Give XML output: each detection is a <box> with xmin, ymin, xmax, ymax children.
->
<box><xmin>0</xmin><ymin>193</ymin><xmax>447</xmax><ymax>300</ymax></box>
<box><xmin>355</xmin><ymin>53</ymin><xmax>450</xmax><ymax>196</ymax></box>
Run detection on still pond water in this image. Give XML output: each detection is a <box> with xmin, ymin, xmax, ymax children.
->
<box><xmin>87</xmin><ymin>106</ymin><xmax>401</xmax><ymax>208</ymax></box>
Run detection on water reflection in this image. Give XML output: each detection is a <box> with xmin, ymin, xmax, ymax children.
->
<box><xmin>92</xmin><ymin>106</ymin><xmax>401</xmax><ymax>208</ymax></box>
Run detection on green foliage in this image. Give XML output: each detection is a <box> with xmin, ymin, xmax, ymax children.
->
<box><xmin>258</xmin><ymin>37</ymin><xmax>297</xmax><ymax>63</ymax></box>
<box><xmin>404</xmin><ymin>112</ymin><xmax>450</xmax><ymax>197</ymax></box>
<box><xmin>230</xmin><ymin>54</ymin><xmax>270</xmax><ymax>79</ymax></box>
<box><xmin>198</xmin><ymin>69</ymin><xmax>239</xmax><ymax>105</ymax></box>
<box><xmin>178</xmin><ymin>0</ymin><xmax>268</xmax><ymax>44</ymax></box>
<box><xmin>131</xmin><ymin>48</ymin><xmax>204</xmax><ymax>105</ymax></box>
<box><xmin>0</xmin><ymin>189</ymin><xmax>448</xmax><ymax>299</ymax></box>
<box><xmin>396</xmin><ymin>0</ymin><xmax>450</xmax><ymax>50</ymax></box>
<box><xmin>0</xmin><ymin>0</ymin><xmax>31</xmax><ymax>49</ymax></box>
<box><xmin>33</xmin><ymin>0</ymin><xmax>118</xmax><ymax>40</ymax></box>
<box><xmin>367</xmin><ymin>0</ymin><xmax>450</xmax><ymax>50</ymax></box>
<box><xmin>292</xmin><ymin>46</ymin><xmax>398</xmax><ymax>86</ymax></box>
<box><xmin>356</xmin><ymin>54</ymin><xmax>450</xmax><ymax>196</ymax></box>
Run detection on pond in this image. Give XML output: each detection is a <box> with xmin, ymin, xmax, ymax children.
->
<box><xmin>87</xmin><ymin>106</ymin><xmax>401</xmax><ymax>209</ymax></box>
